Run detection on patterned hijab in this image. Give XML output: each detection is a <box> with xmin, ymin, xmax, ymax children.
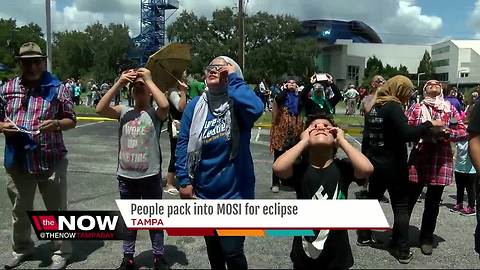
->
<box><xmin>422</xmin><ymin>80</ymin><xmax>451</xmax><ymax>113</ymax></box>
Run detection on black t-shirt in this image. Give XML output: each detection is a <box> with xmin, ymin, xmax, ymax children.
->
<box><xmin>362</xmin><ymin>101</ymin><xmax>431</xmax><ymax>181</ymax></box>
<box><xmin>468</xmin><ymin>102</ymin><xmax>480</xmax><ymax>134</ymax></box>
<box><xmin>287</xmin><ymin>158</ymin><xmax>356</xmax><ymax>270</ymax></box>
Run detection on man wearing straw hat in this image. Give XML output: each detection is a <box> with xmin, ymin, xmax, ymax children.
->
<box><xmin>0</xmin><ymin>42</ymin><xmax>76</xmax><ymax>269</ymax></box>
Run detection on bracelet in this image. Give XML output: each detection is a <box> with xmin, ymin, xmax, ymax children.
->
<box><xmin>56</xmin><ymin>120</ymin><xmax>61</xmax><ymax>131</ymax></box>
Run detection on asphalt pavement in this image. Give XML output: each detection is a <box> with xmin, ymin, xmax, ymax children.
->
<box><xmin>0</xmin><ymin>119</ymin><xmax>478</xmax><ymax>269</ymax></box>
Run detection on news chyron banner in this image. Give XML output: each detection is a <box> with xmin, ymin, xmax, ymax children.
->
<box><xmin>28</xmin><ymin>211</ymin><xmax>128</xmax><ymax>240</ymax></box>
<box><xmin>116</xmin><ymin>200</ymin><xmax>390</xmax><ymax>237</ymax></box>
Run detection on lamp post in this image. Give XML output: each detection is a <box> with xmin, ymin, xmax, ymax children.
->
<box><xmin>417</xmin><ymin>72</ymin><xmax>425</xmax><ymax>87</ymax></box>
<box><xmin>45</xmin><ymin>0</ymin><xmax>52</xmax><ymax>72</ymax></box>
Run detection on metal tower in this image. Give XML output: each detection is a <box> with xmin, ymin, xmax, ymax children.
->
<box><xmin>133</xmin><ymin>0</ymin><xmax>179</xmax><ymax>64</ymax></box>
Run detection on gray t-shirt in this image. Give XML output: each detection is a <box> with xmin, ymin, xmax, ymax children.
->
<box><xmin>117</xmin><ymin>106</ymin><xmax>162</xmax><ymax>179</ymax></box>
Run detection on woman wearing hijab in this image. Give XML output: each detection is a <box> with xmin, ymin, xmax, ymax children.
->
<box><xmin>300</xmin><ymin>73</ymin><xmax>342</xmax><ymax>117</ymax></box>
<box><xmin>360</xmin><ymin>76</ymin><xmax>441</xmax><ymax>264</ymax></box>
<box><xmin>175</xmin><ymin>56</ymin><xmax>263</xmax><ymax>269</ymax></box>
<box><xmin>270</xmin><ymin>77</ymin><xmax>304</xmax><ymax>193</ymax></box>
<box><xmin>406</xmin><ymin>80</ymin><xmax>467</xmax><ymax>256</ymax></box>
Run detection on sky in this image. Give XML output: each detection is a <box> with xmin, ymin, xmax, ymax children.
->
<box><xmin>1</xmin><ymin>0</ymin><xmax>480</xmax><ymax>45</ymax></box>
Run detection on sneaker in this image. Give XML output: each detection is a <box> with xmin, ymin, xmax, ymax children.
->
<box><xmin>118</xmin><ymin>257</ymin><xmax>136</xmax><ymax>270</ymax></box>
<box><xmin>460</xmin><ymin>206</ymin><xmax>476</xmax><ymax>216</ymax></box>
<box><xmin>450</xmin><ymin>203</ymin><xmax>463</xmax><ymax>213</ymax></box>
<box><xmin>420</xmin><ymin>241</ymin><xmax>433</xmax><ymax>255</ymax></box>
<box><xmin>153</xmin><ymin>255</ymin><xmax>170</xmax><ymax>270</ymax></box>
<box><xmin>4</xmin><ymin>252</ymin><xmax>33</xmax><ymax>269</ymax></box>
<box><xmin>380</xmin><ymin>195</ymin><xmax>390</xmax><ymax>203</ymax></box>
<box><xmin>164</xmin><ymin>187</ymin><xmax>179</xmax><ymax>196</ymax></box>
<box><xmin>356</xmin><ymin>238</ymin><xmax>374</xmax><ymax>246</ymax></box>
<box><xmin>49</xmin><ymin>254</ymin><xmax>70</xmax><ymax>269</ymax></box>
<box><xmin>271</xmin><ymin>186</ymin><xmax>279</xmax><ymax>193</ymax></box>
<box><xmin>397</xmin><ymin>251</ymin><xmax>414</xmax><ymax>264</ymax></box>
<box><xmin>356</xmin><ymin>237</ymin><xmax>379</xmax><ymax>246</ymax></box>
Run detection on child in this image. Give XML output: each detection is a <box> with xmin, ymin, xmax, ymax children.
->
<box><xmin>96</xmin><ymin>68</ymin><xmax>170</xmax><ymax>270</ymax></box>
<box><xmin>273</xmin><ymin>114</ymin><xmax>374</xmax><ymax>270</ymax></box>
<box><xmin>452</xmin><ymin>113</ymin><xmax>477</xmax><ymax>216</ymax></box>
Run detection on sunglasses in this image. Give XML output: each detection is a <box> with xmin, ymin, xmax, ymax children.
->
<box><xmin>205</xmin><ymin>65</ymin><xmax>227</xmax><ymax>74</ymax></box>
<box><xmin>374</xmin><ymin>79</ymin><xmax>385</xmax><ymax>84</ymax></box>
<box><xmin>425</xmin><ymin>80</ymin><xmax>441</xmax><ymax>86</ymax></box>
<box><xmin>20</xmin><ymin>58</ymin><xmax>44</xmax><ymax>66</ymax></box>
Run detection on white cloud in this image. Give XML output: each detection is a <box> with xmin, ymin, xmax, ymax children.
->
<box><xmin>0</xmin><ymin>0</ymin><xmax>443</xmax><ymax>44</ymax></box>
<box><xmin>382</xmin><ymin>0</ymin><xmax>442</xmax><ymax>44</ymax></box>
<box><xmin>470</xmin><ymin>0</ymin><xmax>480</xmax><ymax>37</ymax></box>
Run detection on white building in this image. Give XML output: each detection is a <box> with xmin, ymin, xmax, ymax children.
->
<box><xmin>317</xmin><ymin>39</ymin><xmax>480</xmax><ymax>90</ymax></box>
<box><xmin>431</xmin><ymin>40</ymin><xmax>480</xmax><ymax>87</ymax></box>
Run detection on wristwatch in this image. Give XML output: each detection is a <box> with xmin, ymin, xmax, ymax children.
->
<box><xmin>55</xmin><ymin>120</ymin><xmax>61</xmax><ymax>131</ymax></box>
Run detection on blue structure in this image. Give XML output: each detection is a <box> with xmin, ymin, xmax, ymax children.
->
<box><xmin>132</xmin><ymin>0</ymin><xmax>179</xmax><ymax>64</ymax></box>
<box><xmin>301</xmin><ymin>20</ymin><xmax>382</xmax><ymax>44</ymax></box>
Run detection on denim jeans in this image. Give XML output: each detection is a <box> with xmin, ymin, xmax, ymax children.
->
<box><xmin>204</xmin><ymin>234</ymin><xmax>247</xmax><ymax>270</ymax></box>
<box><xmin>454</xmin><ymin>172</ymin><xmax>477</xmax><ymax>208</ymax></box>
<box><xmin>118</xmin><ymin>174</ymin><xmax>164</xmax><ymax>256</ymax></box>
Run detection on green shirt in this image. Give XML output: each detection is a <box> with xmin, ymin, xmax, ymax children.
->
<box><xmin>188</xmin><ymin>80</ymin><xmax>205</xmax><ymax>99</ymax></box>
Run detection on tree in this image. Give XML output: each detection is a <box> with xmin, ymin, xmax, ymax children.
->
<box><xmin>417</xmin><ymin>50</ymin><xmax>434</xmax><ymax>80</ymax></box>
<box><xmin>0</xmin><ymin>19</ymin><xmax>45</xmax><ymax>69</ymax></box>
<box><xmin>167</xmin><ymin>8</ymin><xmax>317</xmax><ymax>82</ymax></box>
<box><xmin>361</xmin><ymin>57</ymin><xmax>410</xmax><ymax>88</ymax></box>
<box><xmin>0</xmin><ymin>18</ymin><xmax>132</xmax><ymax>82</ymax></box>
<box><xmin>364</xmin><ymin>56</ymin><xmax>383</xmax><ymax>79</ymax></box>
<box><xmin>52</xmin><ymin>22</ymin><xmax>132</xmax><ymax>82</ymax></box>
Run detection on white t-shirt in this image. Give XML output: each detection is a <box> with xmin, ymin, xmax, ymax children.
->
<box><xmin>344</xmin><ymin>89</ymin><xmax>359</xmax><ymax>99</ymax></box>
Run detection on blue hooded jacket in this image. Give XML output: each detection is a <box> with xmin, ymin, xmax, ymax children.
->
<box><xmin>175</xmin><ymin>73</ymin><xmax>264</xmax><ymax>199</ymax></box>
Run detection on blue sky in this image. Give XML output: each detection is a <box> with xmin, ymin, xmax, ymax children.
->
<box><xmin>418</xmin><ymin>0</ymin><xmax>476</xmax><ymax>39</ymax></box>
<box><xmin>56</xmin><ymin>0</ymin><xmax>72</xmax><ymax>10</ymax></box>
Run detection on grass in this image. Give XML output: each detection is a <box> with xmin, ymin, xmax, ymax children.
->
<box><xmin>75</xmin><ymin>105</ymin><xmax>97</xmax><ymax>115</ymax></box>
<box><xmin>75</xmin><ymin>104</ymin><xmax>364</xmax><ymax>129</ymax></box>
<box><xmin>255</xmin><ymin>111</ymin><xmax>363</xmax><ymax>128</ymax></box>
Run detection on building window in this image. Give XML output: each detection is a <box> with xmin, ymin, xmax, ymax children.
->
<box><xmin>347</xmin><ymin>65</ymin><xmax>359</xmax><ymax>80</ymax></box>
<box><xmin>432</xmin><ymin>59</ymin><xmax>449</xmax><ymax>67</ymax></box>
<box><xmin>432</xmin><ymin>46</ymin><xmax>450</xmax><ymax>55</ymax></box>
<box><xmin>436</xmin><ymin>73</ymin><xmax>449</xmax><ymax>82</ymax></box>
<box><xmin>460</xmin><ymin>72</ymin><xmax>469</xmax><ymax>78</ymax></box>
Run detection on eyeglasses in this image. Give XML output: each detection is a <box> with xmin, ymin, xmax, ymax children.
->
<box><xmin>374</xmin><ymin>79</ymin><xmax>385</xmax><ymax>84</ymax></box>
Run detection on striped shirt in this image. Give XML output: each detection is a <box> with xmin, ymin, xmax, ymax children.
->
<box><xmin>0</xmin><ymin>75</ymin><xmax>76</xmax><ymax>174</ymax></box>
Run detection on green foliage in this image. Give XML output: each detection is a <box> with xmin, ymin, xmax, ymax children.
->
<box><xmin>417</xmin><ymin>50</ymin><xmax>434</xmax><ymax>80</ymax></box>
<box><xmin>167</xmin><ymin>8</ymin><xmax>317</xmax><ymax>82</ymax></box>
<box><xmin>0</xmin><ymin>19</ymin><xmax>132</xmax><ymax>83</ymax></box>
<box><xmin>361</xmin><ymin>56</ymin><xmax>410</xmax><ymax>88</ymax></box>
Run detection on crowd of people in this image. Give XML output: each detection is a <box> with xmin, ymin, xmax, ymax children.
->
<box><xmin>0</xmin><ymin>41</ymin><xmax>479</xmax><ymax>270</ymax></box>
